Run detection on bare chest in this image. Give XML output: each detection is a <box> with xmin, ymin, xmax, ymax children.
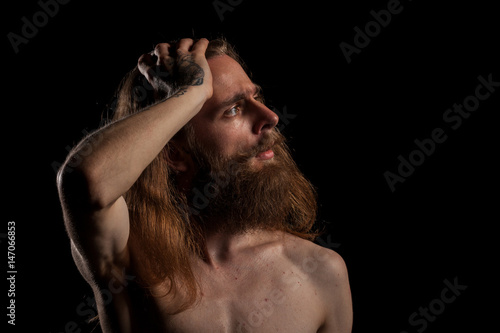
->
<box><xmin>153</xmin><ymin>264</ymin><xmax>325</xmax><ymax>332</ymax></box>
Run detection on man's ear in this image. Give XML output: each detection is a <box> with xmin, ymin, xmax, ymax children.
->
<box><xmin>164</xmin><ymin>142</ymin><xmax>193</xmax><ymax>173</ymax></box>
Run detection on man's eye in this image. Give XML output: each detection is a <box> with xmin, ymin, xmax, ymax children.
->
<box><xmin>224</xmin><ymin>106</ymin><xmax>240</xmax><ymax>117</ymax></box>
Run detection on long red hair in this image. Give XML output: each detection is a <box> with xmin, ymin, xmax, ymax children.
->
<box><xmin>109</xmin><ymin>38</ymin><xmax>318</xmax><ymax>314</ymax></box>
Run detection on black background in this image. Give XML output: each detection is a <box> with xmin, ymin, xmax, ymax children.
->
<box><xmin>4</xmin><ymin>0</ymin><xmax>498</xmax><ymax>332</ymax></box>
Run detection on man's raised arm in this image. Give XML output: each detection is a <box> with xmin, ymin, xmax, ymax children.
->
<box><xmin>56</xmin><ymin>38</ymin><xmax>212</xmax><ymax>279</ymax></box>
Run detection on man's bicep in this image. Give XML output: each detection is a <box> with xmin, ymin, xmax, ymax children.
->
<box><xmin>65</xmin><ymin>196</ymin><xmax>130</xmax><ymax>279</ymax></box>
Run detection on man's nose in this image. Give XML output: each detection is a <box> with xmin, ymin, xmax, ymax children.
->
<box><xmin>250</xmin><ymin>101</ymin><xmax>279</xmax><ymax>135</ymax></box>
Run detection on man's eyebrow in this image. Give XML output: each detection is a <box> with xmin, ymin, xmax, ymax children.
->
<box><xmin>219</xmin><ymin>84</ymin><xmax>261</xmax><ymax>109</ymax></box>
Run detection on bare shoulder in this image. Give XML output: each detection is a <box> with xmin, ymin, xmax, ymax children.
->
<box><xmin>280</xmin><ymin>232</ymin><xmax>348</xmax><ymax>280</ymax></box>
<box><xmin>280</xmin><ymin>233</ymin><xmax>353</xmax><ymax>333</ymax></box>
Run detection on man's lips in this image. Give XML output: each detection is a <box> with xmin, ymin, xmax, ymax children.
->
<box><xmin>251</xmin><ymin>138</ymin><xmax>277</xmax><ymax>161</ymax></box>
<box><xmin>256</xmin><ymin>148</ymin><xmax>274</xmax><ymax>160</ymax></box>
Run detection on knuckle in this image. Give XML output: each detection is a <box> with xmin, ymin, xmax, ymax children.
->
<box><xmin>137</xmin><ymin>53</ymin><xmax>153</xmax><ymax>67</ymax></box>
<box><xmin>154</xmin><ymin>43</ymin><xmax>170</xmax><ymax>56</ymax></box>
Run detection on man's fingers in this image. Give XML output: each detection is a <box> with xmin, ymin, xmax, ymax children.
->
<box><xmin>153</xmin><ymin>43</ymin><xmax>170</xmax><ymax>58</ymax></box>
<box><xmin>191</xmin><ymin>38</ymin><xmax>209</xmax><ymax>54</ymax></box>
<box><xmin>137</xmin><ymin>53</ymin><xmax>156</xmax><ymax>79</ymax></box>
<box><xmin>153</xmin><ymin>43</ymin><xmax>175</xmax><ymax>73</ymax></box>
<box><xmin>137</xmin><ymin>38</ymin><xmax>210</xmax><ymax>92</ymax></box>
<box><xmin>176</xmin><ymin>38</ymin><xmax>194</xmax><ymax>55</ymax></box>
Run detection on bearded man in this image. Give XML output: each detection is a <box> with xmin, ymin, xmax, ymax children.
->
<box><xmin>57</xmin><ymin>37</ymin><xmax>353</xmax><ymax>333</ymax></box>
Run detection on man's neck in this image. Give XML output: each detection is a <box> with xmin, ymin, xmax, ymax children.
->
<box><xmin>202</xmin><ymin>227</ymin><xmax>283</xmax><ymax>268</ymax></box>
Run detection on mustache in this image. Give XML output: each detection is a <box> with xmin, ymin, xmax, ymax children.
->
<box><xmin>233</xmin><ymin>129</ymin><xmax>286</xmax><ymax>163</ymax></box>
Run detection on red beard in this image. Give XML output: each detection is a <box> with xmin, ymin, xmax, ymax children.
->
<box><xmin>185</xmin><ymin>129</ymin><xmax>317</xmax><ymax>235</ymax></box>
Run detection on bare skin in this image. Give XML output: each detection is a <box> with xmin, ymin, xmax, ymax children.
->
<box><xmin>58</xmin><ymin>38</ymin><xmax>353</xmax><ymax>333</ymax></box>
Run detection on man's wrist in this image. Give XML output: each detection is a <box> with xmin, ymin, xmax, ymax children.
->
<box><xmin>173</xmin><ymin>84</ymin><xmax>212</xmax><ymax>102</ymax></box>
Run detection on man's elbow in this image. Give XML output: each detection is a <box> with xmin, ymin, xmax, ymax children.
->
<box><xmin>56</xmin><ymin>159</ymin><xmax>109</xmax><ymax>211</ymax></box>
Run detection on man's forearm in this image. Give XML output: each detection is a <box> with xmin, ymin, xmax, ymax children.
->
<box><xmin>59</xmin><ymin>86</ymin><xmax>207</xmax><ymax>209</ymax></box>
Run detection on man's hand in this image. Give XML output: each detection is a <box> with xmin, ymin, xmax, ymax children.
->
<box><xmin>138</xmin><ymin>38</ymin><xmax>213</xmax><ymax>100</ymax></box>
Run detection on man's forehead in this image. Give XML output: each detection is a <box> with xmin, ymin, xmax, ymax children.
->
<box><xmin>208</xmin><ymin>55</ymin><xmax>256</xmax><ymax>103</ymax></box>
